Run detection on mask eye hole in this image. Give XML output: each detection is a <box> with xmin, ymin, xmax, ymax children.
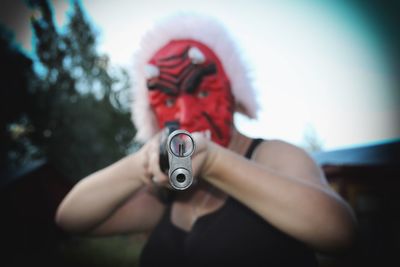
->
<box><xmin>197</xmin><ymin>90</ymin><xmax>209</xmax><ymax>99</ymax></box>
<box><xmin>165</xmin><ymin>98</ymin><xmax>176</xmax><ymax>107</ymax></box>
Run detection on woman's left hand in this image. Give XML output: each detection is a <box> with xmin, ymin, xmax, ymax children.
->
<box><xmin>190</xmin><ymin>132</ymin><xmax>218</xmax><ymax>179</ymax></box>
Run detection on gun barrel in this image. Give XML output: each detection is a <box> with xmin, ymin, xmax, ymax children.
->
<box><xmin>166</xmin><ymin>130</ymin><xmax>195</xmax><ymax>190</ymax></box>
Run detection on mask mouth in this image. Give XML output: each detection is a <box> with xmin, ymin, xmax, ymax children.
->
<box><xmin>192</xmin><ymin>129</ymin><xmax>211</xmax><ymax>140</ymax></box>
<box><xmin>165</xmin><ymin>120</ymin><xmax>212</xmax><ymax>140</ymax></box>
<box><xmin>164</xmin><ymin>121</ymin><xmax>180</xmax><ymax>132</ymax></box>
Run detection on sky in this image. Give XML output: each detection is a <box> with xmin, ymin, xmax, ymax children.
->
<box><xmin>2</xmin><ymin>0</ymin><xmax>399</xmax><ymax>151</ymax></box>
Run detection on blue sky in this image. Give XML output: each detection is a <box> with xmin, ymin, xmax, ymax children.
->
<box><xmin>2</xmin><ymin>0</ymin><xmax>399</xmax><ymax>150</ymax></box>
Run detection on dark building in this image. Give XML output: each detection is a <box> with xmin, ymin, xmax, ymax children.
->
<box><xmin>0</xmin><ymin>160</ymin><xmax>73</xmax><ymax>267</ymax></box>
<box><xmin>313</xmin><ymin>139</ymin><xmax>400</xmax><ymax>267</ymax></box>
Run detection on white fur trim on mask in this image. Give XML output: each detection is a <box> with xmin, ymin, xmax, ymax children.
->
<box><xmin>131</xmin><ymin>12</ymin><xmax>259</xmax><ymax>143</ymax></box>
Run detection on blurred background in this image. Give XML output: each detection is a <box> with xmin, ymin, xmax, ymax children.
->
<box><xmin>0</xmin><ymin>0</ymin><xmax>399</xmax><ymax>267</ymax></box>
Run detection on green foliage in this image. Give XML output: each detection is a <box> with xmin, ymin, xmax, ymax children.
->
<box><xmin>57</xmin><ymin>235</ymin><xmax>146</xmax><ymax>267</ymax></box>
<box><xmin>0</xmin><ymin>25</ymin><xmax>35</xmax><ymax>171</ymax></box>
<box><xmin>7</xmin><ymin>0</ymin><xmax>136</xmax><ymax>181</ymax></box>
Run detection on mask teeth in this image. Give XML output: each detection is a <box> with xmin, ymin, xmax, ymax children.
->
<box><xmin>204</xmin><ymin>129</ymin><xmax>211</xmax><ymax>139</ymax></box>
<box><xmin>193</xmin><ymin>130</ymin><xmax>212</xmax><ymax>140</ymax></box>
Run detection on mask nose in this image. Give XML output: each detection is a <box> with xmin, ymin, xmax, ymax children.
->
<box><xmin>176</xmin><ymin>95</ymin><xmax>200</xmax><ymax>126</ymax></box>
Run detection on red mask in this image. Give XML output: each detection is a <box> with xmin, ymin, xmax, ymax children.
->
<box><xmin>147</xmin><ymin>40</ymin><xmax>234</xmax><ymax>147</ymax></box>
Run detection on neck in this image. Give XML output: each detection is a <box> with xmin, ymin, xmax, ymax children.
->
<box><xmin>228</xmin><ymin>127</ymin><xmax>251</xmax><ymax>155</ymax></box>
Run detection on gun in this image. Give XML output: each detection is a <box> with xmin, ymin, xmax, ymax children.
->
<box><xmin>159</xmin><ymin>127</ymin><xmax>195</xmax><ymax>190</ymax></box>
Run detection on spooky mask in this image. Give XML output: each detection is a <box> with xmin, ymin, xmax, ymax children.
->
<box><xmin>147</xmin><ymin>40</ymin><xmax>234</xmax><ymax>147</ymax></box>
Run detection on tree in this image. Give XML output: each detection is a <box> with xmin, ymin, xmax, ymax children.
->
<box><xmin>7</xmin><ymin>0</ymin><xmax>136</xmax><ymax>181</ymax></box>
<box><xmin>0</xmin><ymin>25</ymin><xmax>35</xmax><ymax>172</ymax></box>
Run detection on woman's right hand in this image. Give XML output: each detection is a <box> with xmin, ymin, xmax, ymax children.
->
<box><xmin>55</xmin><ymin>133</ymin><xmax>170</xmax><ymax>234</ymax></box>
<box><xmin>138</xmin><ymin>131</ymin><xmax>170</xmax><ymax>187</ymax></box>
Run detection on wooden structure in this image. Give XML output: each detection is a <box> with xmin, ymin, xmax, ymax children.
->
<box><xmin>313</xmin><ymin>140</ymin><xmax>400</xmax><ymax>267</ymax></box>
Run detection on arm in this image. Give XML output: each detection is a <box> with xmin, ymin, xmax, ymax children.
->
<box><xmin>55</xmin><ymin>142</ymin><xmax>166</xmax><ymax>235</ymax></box>
<box><xmin>196</xmin><ymin>137</ymin><xmax>356</xmax><ymax>253</ymax></box>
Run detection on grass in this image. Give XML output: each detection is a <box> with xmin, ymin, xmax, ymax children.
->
<box><xmin>56</xmin><ymin>234</ymin><xmax>147</xmax><ymax>267</ymax></box>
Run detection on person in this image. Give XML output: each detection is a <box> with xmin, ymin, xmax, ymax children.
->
<box><xmin>55</xmin><ymin>13</ymin><xmax>357</xmax><ymax>267</ymax></box>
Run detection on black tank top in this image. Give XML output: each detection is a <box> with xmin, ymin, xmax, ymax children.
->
<box><xmin>139</xmin><ymin>139</ymin><xmax>318</xmax><ymax>267</ymax></box>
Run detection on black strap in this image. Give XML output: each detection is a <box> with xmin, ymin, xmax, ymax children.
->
<box><xmin>244</xmin><ymin>138</ymin><xmax>264</xmax><ymax>159</ymax></box>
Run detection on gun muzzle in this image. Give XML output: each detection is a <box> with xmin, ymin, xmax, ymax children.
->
<box><xmin>165</xmin><ymin>129</ymin><xmax>195</xmax><ymax>190</ymax></box>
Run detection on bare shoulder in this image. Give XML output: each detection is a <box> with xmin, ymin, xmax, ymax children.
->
<box><xmin>253</xmin><ymin>139</ymin><xmax>312</xmax><ymax>162</ymax></box>
<box><xmin>253</xmin><ymin>139</ymin><xmax>327</xmax><ymax>185</ymax></box>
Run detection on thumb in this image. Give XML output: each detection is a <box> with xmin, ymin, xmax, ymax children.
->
<box><xmin>191</xmin><ymin>132</ymin><xmax>208</xmax><ymax>155</ymax></box>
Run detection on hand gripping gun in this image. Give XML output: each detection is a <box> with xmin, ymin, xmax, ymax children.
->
<box><xmin>159</xmin><ymin>127</ymin><xmax>195</xmax><ymax>190</ymax></box>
